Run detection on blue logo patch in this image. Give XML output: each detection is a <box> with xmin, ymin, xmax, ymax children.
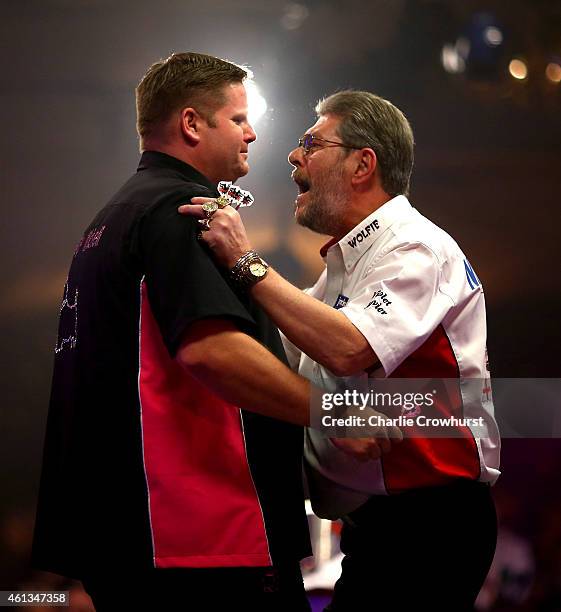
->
<box><xmin>334</xmin><ymin>294</ymin><xmax>349</xmax><ymax>309</ymax></box>
<box><xmin>464</xmin><ymin>259</ymin><xmax>480</xmax><ymax>290</ymax></box>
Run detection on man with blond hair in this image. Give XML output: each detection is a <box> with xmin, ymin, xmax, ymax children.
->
<box><xmin>33</xmin><ymin>53</ymin><xmax>395</xmax><ymax>611</ymax></box>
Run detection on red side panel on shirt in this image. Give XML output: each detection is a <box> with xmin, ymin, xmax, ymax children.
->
<box><xmin>382</xmin><ymin>325</ymin><xmax>481</xmax><ymax>494</ymax></box>
<box><xmin>138</xmin><ymin>281</ymin><xmax>271</xmax><ymax>568</ymax></box>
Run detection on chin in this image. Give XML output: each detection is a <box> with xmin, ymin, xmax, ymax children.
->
<box><xmin>226</xmin><ymin>165</ymin><xmax>249</xmax><ymax>183</ymax></box>
<box><xmin>294</xmin><ymin>208</ymin><xmax>306</xmax><ymax>227</ymax></box>
<box><xmin>238</xmin><ymin>162</ymin><xmax>250</xmax><ymax>177</ymax></box>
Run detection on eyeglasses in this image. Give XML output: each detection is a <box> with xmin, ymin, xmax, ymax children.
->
<box><xmin>298</xmin><ymin>133</ymin><xmax>363</xmax><ymax>154</ymax></box>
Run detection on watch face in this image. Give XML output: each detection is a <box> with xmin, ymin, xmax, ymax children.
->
<box><xmin>249</xmin><ymin>262</ymin><xmax>268</xmax><ymax>277</ymax></box>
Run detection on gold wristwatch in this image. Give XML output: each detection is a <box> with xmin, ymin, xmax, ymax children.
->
<box><xmin>230</xmin><ymin>251</ymin><xmax>269</xmax><ymax>289</ymax></box>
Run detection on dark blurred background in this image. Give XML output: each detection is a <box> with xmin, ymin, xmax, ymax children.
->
<box><xmin>1</xmin><ymin>0</ymin><xmax>560</xmax><ymax>609</ymax></box>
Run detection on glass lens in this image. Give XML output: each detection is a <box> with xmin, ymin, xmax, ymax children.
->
<box><xmin>298</xmin><ymin>134</ymin><xmax>314</xmax><ymax>152</ymax></box>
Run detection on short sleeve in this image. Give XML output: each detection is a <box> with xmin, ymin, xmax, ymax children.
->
<box><xmin>139</xmin><ymin>192</ymin><xmax>256</xmax><ymax>357</ymax></box>
<box><xmin>341</xmin><ymin>242</ymin><xmax>454</xmax><ymax>376</ymax></box>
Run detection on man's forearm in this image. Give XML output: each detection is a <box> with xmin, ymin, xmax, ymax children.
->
<box><xmin>250</xmin><ymin>268</ymin><xmax>377</xmax><ymax>376</ymax></box>
<box><xmin>177</xmin><ymin>318</ymin><xmax>398</xmax><ymax>462</ymax></box>
<box><xmin>177</xmin><ymin>318</ymin><xmax>310</xmax><ymax>426</ymax></box>
<box><xmin>176</xmin><ymin>201</ymin><xmax>378</xmax><ymax>376</ymax></box>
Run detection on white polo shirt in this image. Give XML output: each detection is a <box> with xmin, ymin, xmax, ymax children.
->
<box><xmin>283</xmin><ymin>195</ymin><xmax>501</xmax><ymax>519</ymax></box>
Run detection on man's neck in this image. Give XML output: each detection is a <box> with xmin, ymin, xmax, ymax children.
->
<box><xmin>142</xmin><ymin>142</ymin><xmax>187</xmax><ymax>164</ymax></box>
<box><xmin>334</xmin><ymin>189</ymin><xmax>392</xmax><ymax>240</ymax></box>
<box><xmin>141</xmin><ymin>140</ymin><xmax>210</xmax><ymax>180</ymax></box>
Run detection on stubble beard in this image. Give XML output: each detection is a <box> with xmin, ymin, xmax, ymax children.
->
<box><xmin>296</xmin><ymin>164</ymin><xmax>350</xmax><ymax>237</ymax></box>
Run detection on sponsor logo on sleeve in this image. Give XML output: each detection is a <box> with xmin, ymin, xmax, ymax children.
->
<box><xmin>464</xmin><ymin>259</ymin><xmax>481</xmax><ymax>290</ymax></box>
<box><xmin>365</xmin><ymin>289</ymin><xmax>392</xmax><ymax>315</ymax></box>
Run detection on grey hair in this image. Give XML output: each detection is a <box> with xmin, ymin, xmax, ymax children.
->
<box><xmin>315</xmin><ymin>90</ymin><xmax>414</xmax><ymax>197</ymax></box>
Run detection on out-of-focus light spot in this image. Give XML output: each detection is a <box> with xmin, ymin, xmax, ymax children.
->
<box><xmin>456</xmin><ymin>37</ymin><xmax>471</xmax><ymax>59</ymax></box>
<box><xmin>545</xmin><ymin>62</ymin><xmax>561</xmax><ymax>84</ymax></box>
<box><xmin>281</xmin><ymin>2</ymin><xmax>309</xmax><ymax>30</ymax></box>
<box><xmin>246</xmin><ymin>81</ymin><xmax>268</xmax><ymax>125</ymax></box>
<box><xmin>509</xmin><ymin>59</ymin><xmax>528</xmax><ymax>80</ymax></box>
<box><xmin>483</xmin><ymin>26</ymin><xmax>503</xmax><ymax>47</ymax></box>
<box><xmin>442</xmin><ymin>44</ymin><xmax>465</xmax><ymax>74</ymax></box>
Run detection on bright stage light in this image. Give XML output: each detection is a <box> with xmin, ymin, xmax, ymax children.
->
<box><xmin>441</xmin><ymin>44</ymin><xmax>465</xmax><ymax>74</ymax></box>
<box><xmin>545</xmin><ymin>62</ymin><xmax>561</xmax><ymax>84</ymax></box>
<box><xmin>483</xmin><ymin>26</ymin><xmax>503</xmax><ymax>47</ymax></box>
<box><xmin>509</xmin><ymin>59</ymin><xmax>528</xmax><ymax>80</ymax></box>
<box><xmin>246</xmin><ymin>80</ymin><xmax>268</xmax><ymax>125</ymax></box>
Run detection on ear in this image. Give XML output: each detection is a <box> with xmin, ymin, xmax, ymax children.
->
<box><xmin>351</xmin><ymin>148</ymin><xmax>377</xmax><ymax>186</ymax></box>
<box><xmin>180</xmin><ymin>107</ymin><xmax>203</xmax><ymax>144</ymax></box>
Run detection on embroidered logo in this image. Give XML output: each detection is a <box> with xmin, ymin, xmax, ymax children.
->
<box><xmin>74</xmin><ymin>225</ymin><xmax>107</xmax><ymax>257</ymax></box>
<box><xmin>365</xmin><ymin>289</ymin><xmax>392</xmax><ymax>315</ymax></box>
<box><xmin>334</xmin><ymin>294</ymin><xmax>349</xmax><ymax>309</ymax></box>
<box><xmin>55</xmin><ymin>282</ymin><xmax>78</xmax><ymax>354</ymax></box>
<box><xmin>347</xmin><ymin>219</ymin><xmax>380</xmax><ymax>249</ymax></box>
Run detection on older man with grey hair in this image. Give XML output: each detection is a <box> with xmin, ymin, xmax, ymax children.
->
<box><xmin>181</xmin><ymin>89</ymin><xmax>500</xmax><ymax>610</ymax></box>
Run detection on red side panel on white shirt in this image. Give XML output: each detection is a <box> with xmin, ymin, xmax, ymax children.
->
<box><xmin>382</xmin><ymin>324</ymin><xmax>480</xmax><ymax>494</ymax></box>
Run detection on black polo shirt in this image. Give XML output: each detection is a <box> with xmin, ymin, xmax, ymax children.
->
<box><xmin>32</xmin><ymin>151</ymin><xmax>311</xmax><ymax>579</ymax></box>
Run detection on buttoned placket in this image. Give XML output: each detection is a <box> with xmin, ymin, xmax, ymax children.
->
<box><xmin>323</xmin><ymin>245</ymin><xmax>347</xmax><ymax>309</ymax></box>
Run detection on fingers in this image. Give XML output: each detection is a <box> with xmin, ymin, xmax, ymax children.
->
<box><xmin>178</xmin><ymin>204</ymin><xmax>205</xmax><ymax>217</ymax></box>
<box><xmin>389</xmin><ymin>425</ymin><xmax>404</xmax><ymax>443</ymax></box>
<box><xmin>178</xmin><ymin>206</ymin><xmax>240</xmax><ymax>238</ymax></box>
<box><xmin>349</xmin><ymin>441</ymin><xmax>379</xmax><ymax>462</ymax></box>
<box><xmin>374</xmin><ymin>424</ymin><xmax>403</xmax><ymax>454</ymax></box>
<box><xmin>330</xmin><ymin>437</ymin><xmax>383</xmax><ymax>462</ymax></box>
<box><xmin>364</xmin><ymin>442</ymin><xmax>382</xmax><ymax>461</ymax></box>
<box><xmin>330</xmin><ymin>438</ymin><xmax>366</xmax><ymax>462</ymax></box>
<box><xmin>178</xmin><ymin>195</ymin><xmax>232</xmax><ymax>216</ymax></box>
<box><xmin>330</xmin><ymin>427</ymin><xmax>403</xmax><ymax>463</ymax></box>
<box><xmin>353</xmin><ymin>441</ymin><xmax>378</xmax><ymax>463</ymax></box>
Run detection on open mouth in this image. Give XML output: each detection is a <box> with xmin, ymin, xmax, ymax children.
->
<box><xmin>294</xmin><ymin>176</ymin><xmax>310</xmax><ymax>195</ymax></box>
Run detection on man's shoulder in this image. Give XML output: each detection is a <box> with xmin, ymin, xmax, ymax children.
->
<box><xmin>87</xmin><ymin>169</ymin><xmax>214</xmax><ymax>239</ymax></box>
<box><xmin>113</xmin><ymin>167</ymin><xmax>214</xmax><ymax>211</ymax></box>
<box><xmin>386</xmin><ymin>208</ymin><xmax>466</xmax><ymax>265</ymax></box>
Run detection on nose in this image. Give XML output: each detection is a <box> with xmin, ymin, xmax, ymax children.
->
<box><xmin>245</xmin><ymin>123</ymin><xmax>257</xmax><ymax>144</ymax></box>
<box><xmin>288</xmin><ymin>145</ymin><xmax>304</xmax><ymax>168</ymax></box>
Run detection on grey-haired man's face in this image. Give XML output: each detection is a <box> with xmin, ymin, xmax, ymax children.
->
<box><xmin>288</xmin><ymin>114</ymin><xmax>352</xmax><ymax>237</ymax></box>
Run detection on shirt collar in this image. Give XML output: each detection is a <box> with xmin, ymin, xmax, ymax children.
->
<box><xmin>137</xmin><ymin>150</ymin><xmax>218</xmax><ymax>193</ymax></box>
<box><xmin>321</xmin><ymin>195</ymin><xmax>413</xmax><ymax>272</ymax></box>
